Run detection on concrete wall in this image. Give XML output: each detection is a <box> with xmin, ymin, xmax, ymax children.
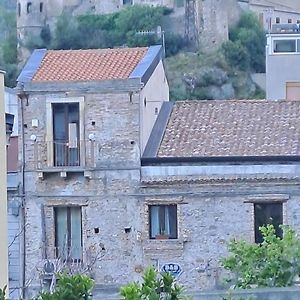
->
<box><xmin>93</xmin><ymin>286</ymin><xmax>300</xmax><ymax>300</ymax></box>
<box><xmin>0</xmin><ymin>71</ymin><xmax>8</xmax><ymax>290</ymax></box>
<box><xmin>140</xmin><ymin>60</ymin><xmax>169</xmax><ymax>152</ymax></box>
<box><xmin>266</xmin><ymin>38</ymin><xmax>300</xmax><ymax>100</ymax></box>
<box><xmin>191</xmin><ymin>287</ymin><xmax>300</xmax><ymax>300</ymax></box>
<box><xmin>7</xmin><ymin>194</ymin><xmax>22</xmax><ymax>300</ymax></box>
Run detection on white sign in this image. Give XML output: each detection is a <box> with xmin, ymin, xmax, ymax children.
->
<box><xmin>160</xmin><ymin>262</ymin><xmax>182</xmax><ymax>278</ymax></box>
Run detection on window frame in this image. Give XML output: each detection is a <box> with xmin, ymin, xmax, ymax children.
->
<box><xmin>27</xmin><ymin>2</ymin><xmax>32</xmax><ymax>14</ymax></box>
<box><xmin>54</xmin><ymin>206</ymin><xmax>83</xmax><ymax>261</ymax></box>
<box><xmin>149</xmin><ymin>204</ymin><xmax>178</xmax><ymax>240</ymax></box>
<box><xmin>254</xmin><ymin>202</ymin><xmax>283</xmax><ymax>244</ymax></box>
<box><xmin>273</xmin><ymin>38</ymin><xmax>297</xmax><ymax>53</ymax></box>
<box><xmin>46</xmin><ymin>97</ymin><xmax>85</xmax><ymax>168</ymax></box>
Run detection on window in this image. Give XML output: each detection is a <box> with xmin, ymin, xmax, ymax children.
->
<box><xmin>149</xmin><ymin>205</ymin><xmax>177</xmax><ymax>239</ymax></box>
<box><xmin>276</xmin><ymin>17</ymin><xmax>280</xmax><ymax>24</ymax></box>
<box><xmin>288</xmin><ymin>19</ymin><xmax>292</xmax><ymax>24</ymax></box>
<box><xmin>52</xmin><ymin>103</ymin><xmax>80</xmax><ymax>167</ymax></box>
<box><xmin>18</xmin><ymin>3</ymin><xmax>21</xmax><ymax>16</ymax></box>
<box><xmin>273</xmin><ymin>39</ymin><xmax>296</xmax><ymax>53</ymax></box>
<box><xmin>286</xmin><ymin>81</ymin><xmax>300</xmax><ymax>100</ymax></box>
<box><xmin>254</xmin><ymin>203</ymin><xmax>283</xmax><ymax>244</ymax></box>
<box><xmin>46</xmin><ymin>97</ymin><xmax>84</xmax><ymax>169</ymax></box>
<box><xmin>55</xmin><ymin>207</ymin><xmax>82</xmax><ymax>260</ymax></box>
<box><xmin>40</xmin><ymin>2</ymin><xmax>43</xmax><ymax>13</ymax></box>
<box><xmin>123</xmin><ymin>0</ymin><xmax>133</xmax><ymax>5</ymax></box>
<box><xmin>27</xmin><ymin>2</ymin><xmax>32</xmax><ymax>14</ymax></box>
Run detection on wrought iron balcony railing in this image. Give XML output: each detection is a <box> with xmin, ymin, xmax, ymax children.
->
<box><xmin>32</xmin><ymin>140</ymin><xmax>96</xmax><ymax>170</ymax></box>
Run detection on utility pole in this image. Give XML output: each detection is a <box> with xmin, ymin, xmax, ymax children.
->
<box><xmin>185</xmin><ymin>0</ymin><xmax>198</xmax><ymax>46</ymax></box>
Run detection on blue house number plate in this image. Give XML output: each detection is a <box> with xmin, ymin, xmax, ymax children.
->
<box><xmin>161</xmin><ymin>263</ymin><xmax>182</xmax><ymax>278</ymax></box>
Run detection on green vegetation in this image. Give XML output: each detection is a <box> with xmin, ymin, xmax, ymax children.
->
<box><xmin>221</xmin><ymin>224</ymin><xmax>300</xmax><ymax>289</ymax></box>
<box><xmin>120</xmin><ymin>266</ymin><xmax>190</xmax><ymax>300</ymax></box>
<box><xmin>31</xmin><ymin>5</ymin><xmax>184</xmax><ymax>58</ymax></box>
<box><xmin>166</xmin><ymin>12</ymin><xmax>266</xmax><ymax>101</ymax></box>
<box><xmin>222</xmin><ymin>12</ymin><xmax>266</xmax><ymax>73</ymax></box>
<box><xmin>0</xmin><ymin>286</ymin><xmax>6</xmax><ymax>300</ymax></box>
<box><xmin>37</xmin><ymin>273</ymin><xmax>94</xmax><ymax>300</ymax></box>
<box><xmin>0</xmin><ymin>5</ymin><xmax>265</xmax><ymax>96</ymax></box>
<box><xmin>0</xmin><ymin>3</ymin><xmax>18</xmax><ymax>87</ymax></box>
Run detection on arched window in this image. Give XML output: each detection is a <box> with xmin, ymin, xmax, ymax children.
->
<box><xmin>18</xmin><ymin>3</ymin><xmax>21</xmax><ymax>16</ymax></box>
<box><xmin>27</xmin><ymin>2</ymin><xmax>32</xmax><ymax>14</ymax></box>
<box><xmin>40</xmin><ymin>2</ymin><xmax>43</xmax><ymax>13</ymax></box>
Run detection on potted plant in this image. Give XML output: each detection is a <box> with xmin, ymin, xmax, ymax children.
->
<box><xmin>155</xmin><ymin>230</ymin><xmax>169</xmax><ymax>240</ymax></box>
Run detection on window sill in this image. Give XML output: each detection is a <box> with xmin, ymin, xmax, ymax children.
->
<box><xmin>37</xmin><ymin>167</ymin><xmax>93</xmax><ymax>179</ymax></box>
<box><xmin>142</xmin><ymin>238</ymin><xmax>184</xmax><ymax>256</ymax></box>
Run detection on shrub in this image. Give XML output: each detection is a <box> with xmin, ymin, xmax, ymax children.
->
<box><xmin>120</xmin><ymin>266</ymin><xmax>190</xmax><ymax>300</ymax></box>
<box><xmin>222</xmin><ymin>40</ymin><xmax>250</xmax><ymax>71</ymax></box>
<box><xmin>221</xmin><ymin>224</ymin><xmax>300</xmax><ymax>289</ymax></box>
<box><xmin>224</xmin><ymin>12</ymin><xmax>266</xmax><ymax>73</ymax></box>
<box><xmin>0</xmin><ymin>286</ymin><xmax>6</xmax><ymax>300</ymax></box>
<box><xmin>37</xmin><ymin>273</ymin><xmax>94</xmax><ymax>300</ymax></box>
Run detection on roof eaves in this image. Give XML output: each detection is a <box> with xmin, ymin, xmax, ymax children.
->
<box><xmin>19</xmin><ymin>77</ymin><xmax>142</xmax><ymax>93</ymax></box>
<box><xmin>17</xmin><ymin>49</ymin><xmax>47</xmax><ymax>84</ymax></box>
<box><xmin>141</xmin><ymin>155</ymin><xmax>300</xmax><ymax>166</ymax></box>
<box><xmin>129</xmin><ymin>45</ymin><xmax>163</xmax><ymax>85</ymax></box>
<box><xmin>143</xmin><ymin>101</ymin><xmax>173</xmax><ymax>158</ymax></box>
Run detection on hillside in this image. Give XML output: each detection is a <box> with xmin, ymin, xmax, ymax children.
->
<box><xmin>165</xmin><ymin>50</ymin><xmax>264</xmax><ymax>101</ymax></box>
<box><xmin>0</xmin><ymin>4</ymin><xmax>266</xmax><ymax>99</ymax></box>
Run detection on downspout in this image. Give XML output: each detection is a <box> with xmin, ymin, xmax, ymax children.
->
<box><xmin>18</xmin><ymin>92</ymin><xmax>26</xmax><ymax>299</ymax></box>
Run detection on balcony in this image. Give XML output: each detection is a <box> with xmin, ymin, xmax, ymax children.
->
<box><xmin>42</xmin><ymin>246</ymin><xmax>104</xmax><ymax>277</ymax></box>
<box><xmin>32</xmin><ymin>140</ymin><xmax>96</xmax><ymax>178</ymax></box>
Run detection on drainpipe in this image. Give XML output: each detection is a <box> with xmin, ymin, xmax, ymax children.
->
<box><xmin>18</xmin><ymin>91</ymin><xmax>27</xmax><ymax>300</ymax></box>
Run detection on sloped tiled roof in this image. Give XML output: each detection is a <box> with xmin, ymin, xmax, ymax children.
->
<box><xmin>158</xmin><ymin>100</ymin><xmax>300</xmax><ymax>158</ymax></box>
<box><xmin>32</xmin><ymin>48</ymin><xmax>148</xmax><ymax>82</ymax></box>
<box><xmin>250</xmin><ymin>0</ymin><xmax>300</xmax><ymax>12</ymax></box>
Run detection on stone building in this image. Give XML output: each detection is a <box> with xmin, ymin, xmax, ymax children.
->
<box><xmin>239</xmin><ymin>0</ymin><xmax>300</xmax><ymax>32</ymax></box>
<box><xmin>16</xmin><ymin>45</ymin><xmax>169</xmax><ymax>297</ymax></box>
<box><xmin>17</xmin><ymin>44</ymin><xmax>300</xmax><ymax>297</ymax></box>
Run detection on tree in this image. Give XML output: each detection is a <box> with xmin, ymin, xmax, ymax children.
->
<box><xmin>0</xmin><ymin>3</ymin><xmax>18</xmax><ymax>87</ymax></box>
<box><xmin>223</xmin><ymin>12</ymin><xmax>266</xmax><ymax>73</ymax></box>
<box><xmin>37</xmin><ymin>273</ymin><xmax>94</xmax><ymax>300</ymax></box>
<box><xmin>221</xmin><ymin>224</ymin><xmax>300</xmax><ymax>288</ymax></box>
<box><xmin>48</xmin><ymin>6</ymin><xmax>184</xmax><ymax>56</ymax></box>
<box><xmin>120</xmin><ymin>266</ymin><xmax>190</xmax><ymax>300</ymax></box>
<box><xmin>52</xmin><ymin>12</ymin><xmax>81</xmax><ymax>50</ymax></box>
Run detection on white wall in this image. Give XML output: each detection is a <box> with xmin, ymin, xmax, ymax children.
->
<box><xmin>140</xmin><ymin>60</ymin><xmax>169</xmax><ymax>153</ymax></box>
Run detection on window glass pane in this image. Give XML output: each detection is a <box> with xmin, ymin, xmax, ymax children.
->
<box><xmin>52</xmin><ymin>103</ymin><xmax>80</xmax><ymax>167</ymax></box>
<box><xmin>273</xmin><ymin>40</ymin><xmax>296</xmax><ymax>53</ymax></box>
<box><xmin>168</xmin><ymin>205</ymin><xmax>177</xmax><ymax>239</ymax></box>
<box><xmin>254</xmin><ymin>203</ymin><xmax>283</xmax><ymax>243</ymax></box>
<box><xmin>149</xmin><ymin>205</ymin><xmax>177</xmax><ymax>239</ymax></box>
<box><xmin>150</xmin><ymin>206</ymin><xmax>160</xmax><ymax>238</ymax></box>
<box><xmin>70</xmin><ymin>207</ymin><xmax>82</xmax><ymax>260</ymax></box>
<box><xmin>55</xmin><ymin>207</ymin><xmax>68</xmax><ymax>258</ymax></box>
<box><xmin>297</xmin><ymin>40</ymin><xmax>300</xmax><ymax>52</ymax></box>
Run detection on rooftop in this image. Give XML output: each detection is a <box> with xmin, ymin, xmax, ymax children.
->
<box><xmin>32</xmin><ymin>48</ymin><xmax>148</xmax><ymax>82</ymax></box>
<box><xmin>156</xmin><ymin>100</ymin><xmax>300</xmax><ymax>158</ymax></box>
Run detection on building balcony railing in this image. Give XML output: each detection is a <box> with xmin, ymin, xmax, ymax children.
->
<box><xmin>42</xmin><ymin>245</ymin><xmax>104</xmax><ymax>276</ymax></box>
<box><xmin>32</xmin><ymin>140</ymin><xmax>96</xmax><ymax>177</ymax></box>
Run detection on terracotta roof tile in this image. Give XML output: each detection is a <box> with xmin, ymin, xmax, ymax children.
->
<box><xmin>158</xmin><ymin>100</ymin><xmax>300</xmax><ymax>157</ymax></box>
<box><xmin>32</xmin><ymin>47</ymin><xmax>148</xmax><ymax>82</ymax></box>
